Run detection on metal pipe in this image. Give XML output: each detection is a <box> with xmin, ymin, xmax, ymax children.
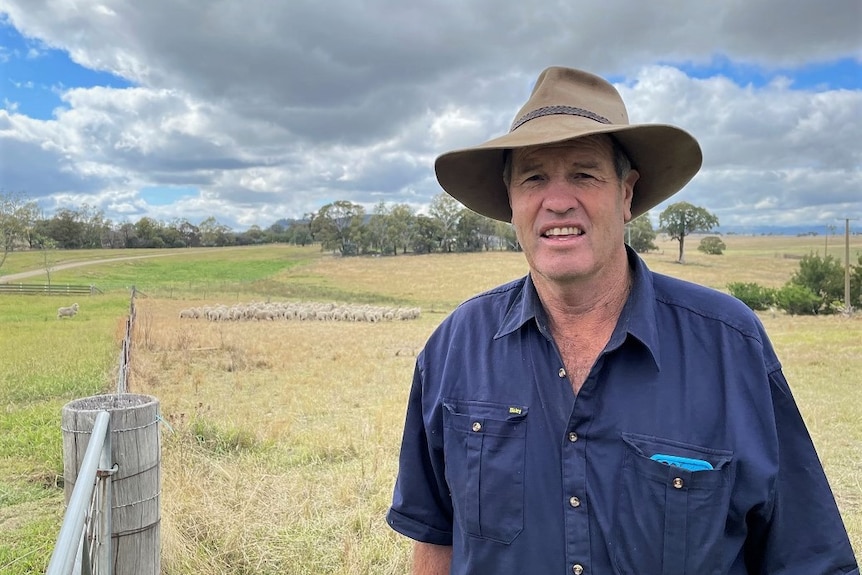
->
<box><xmin>46</xmin><ymin>410</ymin><xmax>111</xmax><ymax>575</ymax></box>
<box><xmin>96</xmin><ymin>425</ymin><xmax>115</xmax><ymax>575</ymax></box>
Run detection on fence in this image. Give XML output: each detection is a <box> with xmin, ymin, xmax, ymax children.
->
<box><xmin>0</xmin><ymin>283</ymin><xmax>103</xmax><ymax>296</ymax></box>
<box><xmin>46</xmin><ymin>286</ymin><xmax>161</xmax><ymax>575</ymax></box>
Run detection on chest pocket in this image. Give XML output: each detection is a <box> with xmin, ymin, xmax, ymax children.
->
<box><xmin>442</xmin><ymin>400</ymin><xmax>528</xmax><ymax>544</ymax></box>
<box><xmin>612</xmin><ymin>433</ymin><xmax>734</xmax><ymax>575</ymax></box>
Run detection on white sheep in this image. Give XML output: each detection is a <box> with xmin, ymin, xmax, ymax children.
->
<box><xmin>174</xmin><ymin>300</ymin><xmax>422</xmax><ymax>323</ymax></box>
<box><xmin>57</xmin><ymin>303</ymin><xmax>79</xmax><ymax>319</ymax></box>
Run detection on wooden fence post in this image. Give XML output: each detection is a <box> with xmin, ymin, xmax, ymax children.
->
<box><xmin>62</xmin><ymin>393</ymin><xmax>161</xmax><ymax>574</ymax></box>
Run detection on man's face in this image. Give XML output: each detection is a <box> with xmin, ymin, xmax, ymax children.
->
<box><xmin>508</xmin><ymin>135</ymin><xmax>638</xmax><ymax>288</ymax></box>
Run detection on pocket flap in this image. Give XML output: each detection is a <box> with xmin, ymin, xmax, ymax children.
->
<box><xmin>621</xmin><ymin>432</ymin><xmax>732</xmax><ymax>469</ymax></box>
<box><xmin>443</xmin><ymin>400</ymin><xmax>528</xmax><ymax>437</ymax></box>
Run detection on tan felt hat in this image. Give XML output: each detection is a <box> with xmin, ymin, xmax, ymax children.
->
<box><xmin>434</xmin><ymin>66</ymin><xmax>703</xmax><ymax>222</ymax></box>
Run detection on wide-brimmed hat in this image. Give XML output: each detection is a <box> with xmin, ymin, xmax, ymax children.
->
<box><xmin>434</xmin><ymin>66</ymin><xmax>703</xmax><ymax>222</ymax></box>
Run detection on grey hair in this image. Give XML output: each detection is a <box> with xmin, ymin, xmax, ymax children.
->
<box><xmin>502</xmin><ymin>135</ymin><xmax>632</xmax><ymax>189</ymax></box>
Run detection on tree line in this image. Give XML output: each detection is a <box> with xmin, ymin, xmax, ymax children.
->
<box><xmin>2</xmin><ymin>188</ymin><xmax>719</xmax><ymax>265</ymax></box>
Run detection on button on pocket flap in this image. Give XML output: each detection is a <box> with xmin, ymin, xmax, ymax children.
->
<box><xmin>620</xmin><ymin>432</ymin><xmax>733</xmax><ymax>487</ymax></box>
<box><xmin>443</xmin><ymin>400</ymin><xmax>528</xmax><ymax>437</ymax></box>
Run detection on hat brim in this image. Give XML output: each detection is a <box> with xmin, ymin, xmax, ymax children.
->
<box><xmin>434</xmin><ymin>114</ymin><xmax>703</xmax><ymax>222</ymax></box>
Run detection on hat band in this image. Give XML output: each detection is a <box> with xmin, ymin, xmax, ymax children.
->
<box><xmin>510</xmin><ymin>105</ymin><xmax>611</xmax><ymax>132</ymax></box>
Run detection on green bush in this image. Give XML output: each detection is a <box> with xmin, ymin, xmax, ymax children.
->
<box><xmin>791</xmin><ymin>253</ymin><xmax>845</xmax><ymax>301</ymax></box>
<box><xmin>853</xmin><ymin>253</ymin><xmax>862</xmax><ymax>307</ymax></box>
<box><xmin>774</xmin><ymin>283</ymin><xmax>822</xmax><ymax>315</ymax></box>
<box><xmin>727</xmin><ymin>282</ymin><xmax>775</xmax><ymax>311</ymax></box>
<box><xmin>698</xmin><ymin>236</ymin><xmax>726</xmax><ymax>255</ymax></box>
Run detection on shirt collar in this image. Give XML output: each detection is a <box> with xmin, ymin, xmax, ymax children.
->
<box><xmin>494</xmin><ymin>246</ymin><xmax>661</xmax><ymax>370</ymax></box>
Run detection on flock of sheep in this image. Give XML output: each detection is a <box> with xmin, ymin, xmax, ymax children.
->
<box><xmin>57</xmin><ymin>303</ymin><xmax>79</xmax><ymax>319</ymax></box>
<box><xmin>178</xmin><ymin>301</ymin><xmax>422</xmax><ymax>323</ymax></box>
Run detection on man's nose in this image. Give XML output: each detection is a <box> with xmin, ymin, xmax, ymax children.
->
<box><xmin>541</xmin><ymin>179</ymin><xmax>580</xmax><ymax>213</ymax></box>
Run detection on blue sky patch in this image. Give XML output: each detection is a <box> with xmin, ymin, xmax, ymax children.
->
<box><xmin>0</xmin><ymin>20</ymin><xmax>133</xmax><ymax>119</ymax></box>
<box><xmin>139</xmin><ymin>186</ymin><xmax>198</xmax><ymax>206</ymax></box>
<box><xmin>673</xmin><ymin>55</ymin><xmax>862</xmax><ymax>90</ymax></box>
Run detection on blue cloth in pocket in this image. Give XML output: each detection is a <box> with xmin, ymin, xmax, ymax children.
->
<box><xmin>612</xmin><ymin>432</ymin><xmax>734</xmax><ymax>575</ymax></box>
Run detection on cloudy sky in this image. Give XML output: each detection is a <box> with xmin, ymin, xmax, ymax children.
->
<box><xmin>0</xmin><ymin>0</ymin><xmax>860</xmax><ymax>233</ymax></box>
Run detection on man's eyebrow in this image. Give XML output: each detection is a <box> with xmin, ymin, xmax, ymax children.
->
<box><xmin>569</xmin><ymin>160</ymin><xmax>601</xmax><ymax>171</ymax></box>
<box><xmin>514</xmin><ymin>158</ymin><xmax>602</xmax><ymax>173</ymax></box>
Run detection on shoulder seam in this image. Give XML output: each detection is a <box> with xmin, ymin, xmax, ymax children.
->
<box><xmin>655</xmin><ymin>293</ymin><xmax>765</xmax><ymax>346</ymax></box>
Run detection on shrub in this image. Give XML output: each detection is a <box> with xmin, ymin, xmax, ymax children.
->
<box><xmin>774</xmin><ymin>283</ymin><xmax>822</xmax><ymax>315</ymax></box>
<box><xmin>698</xmin><ymin>236</ymin><xmax>726</xmax><ymax>255</ymax></box>
<box><xmin>852</xmin><ymin>253</ymin><xmax>862</xmax><ymax>308</ymax></box>
<box><xmin>727</xmin><ymin>282</ymin><xmax>775</xmax><ymax>311</ymax></box>
<box><xmin>791</xmin><ymin>253</ymin><xmax>844</xmax><ymax>302</ymax></box>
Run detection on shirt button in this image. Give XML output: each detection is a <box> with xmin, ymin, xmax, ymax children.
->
<box><xmin>568</xmin><ymin>432</ymin><xmax>578</xmax><ymax>443</ymax></box>
<box><xmin>673</xmin><ymin>477</ymin><xmax>684</xmax><ymax>489</ymax></box>
<box><xmin>558</xmin><ymin>367</ymin><xmax>566</xmax><ymax>378</ymax></box>
<box><xmin>472</xmin><ymin>422</ymin><xmax>482</xmax><ymax>432</ymax></box>
<box><xmin>572</xmin><ymin>564</ymin><xmax>584</xmax><ymax>575</ymax></box>
<box><xmin>569</xmin><ymin>496</ymin><xmax>581</xmax><ymax>508</ymax></box>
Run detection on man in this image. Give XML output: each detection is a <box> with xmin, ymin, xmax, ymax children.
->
<box><xmin>387</xmin><ymin>66</ymin><xmax>858</xmax><ymax>574</ymax></box>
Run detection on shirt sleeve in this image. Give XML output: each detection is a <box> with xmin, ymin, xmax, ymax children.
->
<box><xmin>387</xmin><ymin>359</ymin><xmax>454</xmax><ymax>546</ymax></box>
<box><xmin>746</xmin><ymin>367</ymin><xmax>859</xmax><ymax>574</ymax></box>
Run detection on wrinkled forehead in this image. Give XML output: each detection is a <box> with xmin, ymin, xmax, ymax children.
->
<box><xmin>511</xmin><ymin>133</ymin><xmax>616</xmax><ymax>167</ymax></box>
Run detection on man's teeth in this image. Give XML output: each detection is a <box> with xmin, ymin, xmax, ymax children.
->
<box><xmin>545</xmin><ymin>227</ymin><xmax>583</xmax><ymax>237</ymax></box>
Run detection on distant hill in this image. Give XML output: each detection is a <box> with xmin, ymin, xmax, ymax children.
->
<box><xmin>715</xmin><ymin>224</ymin><xmax>859</xmax><ymax>237</ymax></box>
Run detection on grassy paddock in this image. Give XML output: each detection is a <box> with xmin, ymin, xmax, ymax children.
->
<box><xmin>0</xmin><ymin>238</ymin><xmax>859</xmax><ymax>572</ymax></box>
<box><xmin>0</xmin><ymin>293</ymin><xmax>131</xmax><ymax>572</ymax></box>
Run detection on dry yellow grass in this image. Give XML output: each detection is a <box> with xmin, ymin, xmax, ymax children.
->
<box><xmin>128</xmin><ymin>242</ymin><xmax>861</xmax><ymax>572</ymax></box>
<box><xmin>133</xmin><ymin>302</ymin><xmax>432</xmax><ymax>574</ymax></box>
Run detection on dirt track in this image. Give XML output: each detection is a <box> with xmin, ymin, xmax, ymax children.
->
<box><xmin>0</xmin><ymin>252</ymin><xmax>189</xmax><ymax>283</ymax></box>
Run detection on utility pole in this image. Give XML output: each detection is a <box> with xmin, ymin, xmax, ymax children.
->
<box><xmin>845</xmin><ymin>218</ymin><xmax>852</xmax><ymax>313</ymax></box>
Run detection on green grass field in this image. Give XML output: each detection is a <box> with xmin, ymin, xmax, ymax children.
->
<box><xmin>0</xmin><ymin>236</ymin><xmax>859</xmax><ymax>573</ymax></box>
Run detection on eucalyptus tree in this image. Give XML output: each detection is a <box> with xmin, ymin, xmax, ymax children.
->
<box><xmin>625</xmin><ymin>213</ymin><xmax>658</xmax><ymax>253</ymax></box>
<box><xmin>455</xmin><ymin>209</ymin><xmax>487</xmax><ymax>252</ymax></box>
<box><xmin>1</xmin><ymin>189</ymin><xmax>39</xmax><ymax>270</ymax></box>
<box><xmin>173</xmin><ymin>218</ymin><xmax>202</xmax><ymax>247</ymax></box>
<box><xmin>659</xmin><ymin>202</ymin><xmax>719</xmax><ymax>263</ymax></box>
<box><xmin>411</xmin><ymin>215</ymin><xmax>445</xmax><ymax>254</ymax></box>
<box><xmin>368</xmin><ymin>201</ymin><xmax>394</xmax><ymax>255</ymax></box>
<box><xmin>135</xmin><ymin>217</ymin><xmax>162</xmax><ymax>246</ymax></box>
<box><xmin>76</xmin><ymin>204</ymin><xmax>110</xmax><ymax>248</ymax></box>
<box><xmin>389</xmin><ymin>203</ymin><xmax>416</xmax><ymax>255</ymax></box>
<box><xmin>199</xmin><ymin>216</ymin><xmax>232</xmax><ymax>247</ymax></box>
<box><xmin>43</xmin><ymin>208</ymin><xmax>87</xmax><ymax>249</ymax></box>
<box><xmin>429</xmin><ymin>193</ymin><xmax>462</xmax><ymax>253</ymax></box>
<box><xmin>312</xmin><ymin>200</ymin><xmax>366</xmax><ymax>255</ymax></box>
<box><xmin>368</xmin><ymin>202</ymin><xmax>417</xmax><ymax>255</ymax></box>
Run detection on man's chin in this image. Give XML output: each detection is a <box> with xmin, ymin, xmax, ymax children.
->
<box><xmin>532</xmin><ymin>262</ymin><xmax>595</xmax><ymax>285</ymax></box>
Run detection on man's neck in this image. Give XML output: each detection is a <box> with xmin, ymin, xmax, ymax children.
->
<box><xmin>532</xmin><ymin>257</ymin><xmax>633</xmax><ymax>332</ymax></box>
<box><xmin>532</xmin><ymin>256</ymin><xmax>633</xmax><ymax>394</ymax></box>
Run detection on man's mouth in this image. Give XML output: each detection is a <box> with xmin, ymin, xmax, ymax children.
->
<box><xmin>542</xmin><ymin>226</ymin><xmax>584</xmax><ymax>238</ymax></box>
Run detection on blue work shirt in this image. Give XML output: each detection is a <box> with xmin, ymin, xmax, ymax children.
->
<box><xmin>387</xmin><ymin>250</ymin><xmax>858</xmax><ymax>575</ymax></box>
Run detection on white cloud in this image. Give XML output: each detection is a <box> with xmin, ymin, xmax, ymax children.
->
<box><xmin>0</xmin><ymin>0</ymin><xmax>859</xmax><ymax>230</ymax></box>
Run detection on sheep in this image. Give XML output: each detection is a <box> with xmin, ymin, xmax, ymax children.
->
<box><xmin>57</xmin><ymin>303</ymin><xmax>79</xmax><ymax>319</ymax></box>
<box><xmin>174</xmin><ymin>300</ymin><xmax>422</xmax><ymax>323</ymax></box>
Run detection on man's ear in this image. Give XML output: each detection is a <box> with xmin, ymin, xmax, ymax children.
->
<box><xmin>622</xmin><ymin>169</ymin><xmax>639</xmax><ymax>222</ymax></box>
